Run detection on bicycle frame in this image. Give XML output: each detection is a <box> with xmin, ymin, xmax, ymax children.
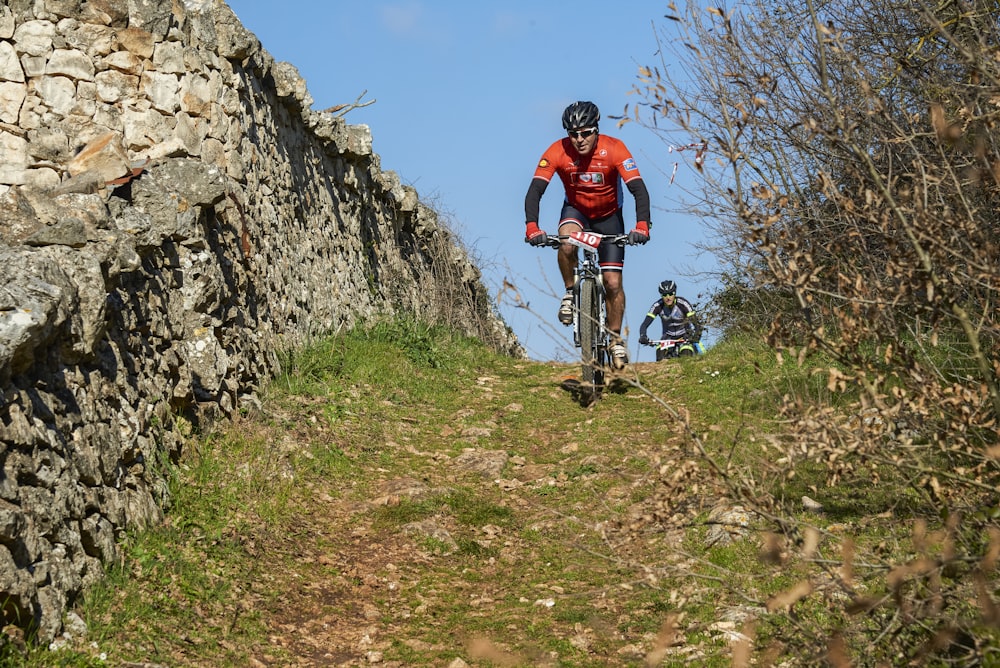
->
<box><xmin>569</xmin><ymin>239</ymin><xmax>605</xmax><ymax>344</ymax></box>
<box><xmin>548</xmin><ymin>231</ymin><xmax>629</xmax><ymax>394</ymax></box>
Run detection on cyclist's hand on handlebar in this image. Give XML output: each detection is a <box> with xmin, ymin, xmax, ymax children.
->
<box><xmin>525</xmin><ymin>221</ymin><xmax>548</xmax><ymax>247</ymax></box>
<box><xmin>639</xmin><ymin>334</ymin><xmax>650</xmax><ymax>345</ymax></box>
<box><xmin>628</xmin><ymin>221</ymin><xmax>650</xmax><ymax>246</ymax></box>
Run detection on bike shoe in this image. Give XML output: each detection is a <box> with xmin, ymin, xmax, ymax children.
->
<box><xmin>558</xmin><ymin>292</ymin><xmax>573</xmax><ymax>326</ymax></box>
<box><xmin>609</xmin><ymin>342</ymin><xmax>628</xmax><ymax>370</ymax></box>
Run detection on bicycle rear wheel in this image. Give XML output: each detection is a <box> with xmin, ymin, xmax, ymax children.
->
<box><xmin>579</xmin><ymin>277</ymin><xmax>602</xmax><ymax>392</ymax></box>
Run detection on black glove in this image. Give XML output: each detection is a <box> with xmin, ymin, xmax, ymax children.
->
<box><xmin>628</xmin><ymin>221</ymin><xmax>650</xmax><ymax>246</ymax></box>
<box><xmin>639</xmin><ymin>334</ymin><xmax>649</xmax><ymax>345</ymax></box>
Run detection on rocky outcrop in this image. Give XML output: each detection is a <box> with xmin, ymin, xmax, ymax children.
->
<box><xmin>0</xmin><ymin>0</ymin><xmax>520</xmax><ymax>643</ymax></box>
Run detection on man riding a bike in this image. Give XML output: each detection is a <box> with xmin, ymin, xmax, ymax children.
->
<box><xmin>638</xmin><ymin>279</ymin><xmax>703</xmax><ymax>360</ymax></box>
<box><xmin>522</xmin><ymin>100</ymin><xmax>652</xmax><ymax>370</ymax></box>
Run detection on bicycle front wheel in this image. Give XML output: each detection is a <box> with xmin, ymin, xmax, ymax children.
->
<box><xmin>579</xmin><ymin>277</ymin><xmax>601</xmax><ymax>390</ymax></box>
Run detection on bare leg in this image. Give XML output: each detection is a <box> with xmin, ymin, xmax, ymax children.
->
<box><xmin>603</xmin><ymin>271</ymin><xmax>624</xmax><ymax>336</ymax></box>
<box><xmin>557</xmin><ymin>221</ymin><xmax>581</xmax><ymax>291</ymax></box>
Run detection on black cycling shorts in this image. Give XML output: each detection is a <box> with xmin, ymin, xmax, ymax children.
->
<box><xmin>557</xmin><ymin>204</ymin><xmax>626</xmax><ymax>273</ymax></box>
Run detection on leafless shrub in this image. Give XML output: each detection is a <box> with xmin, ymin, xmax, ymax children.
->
<box><xmin>622</xmin><ymin>0</ymin><xmax>1000</xmax><ymax>662</ymax></box>
<box><xmin>402</xmin><ymin>202</ymin><xmax>522</xmax><ymax>357</ymax></box>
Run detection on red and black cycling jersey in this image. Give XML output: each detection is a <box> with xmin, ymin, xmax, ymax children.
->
<box><xmin>525</xmin><ymin>134</ymin><xmax>650</xmax><ymax>224</ymax></box>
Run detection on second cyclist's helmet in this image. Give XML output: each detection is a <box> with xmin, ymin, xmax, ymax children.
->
<box><xmin>562</xmin><ymin>101</ymin><xmax>600</xmax><ymax>130</ymax></box>
<box><xmin>658</xmin><ymin>279</ymin><xmax>677</xmax><ymax>296</ymax></box>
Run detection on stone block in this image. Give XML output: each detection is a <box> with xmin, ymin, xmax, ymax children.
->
<box><xmin>84</xmin><ymin>0</ymin><xmax>129</xmax><ymax>28</ymax></box>
<box><xmin>12</xmin><ymin>20</ymin><xmax>56</xmax><ymax>58</ymax></box>
<box><xmin>140</xmin><ymin>70</ymin><xmax>179</xmax><ymax>113</ymax></box>
<box><xmin>115</xmin><ymin>27</ymin><xmax>154</xmax><ymax>59</ymax></box>
<box><xmin>179</xmin><ymin>73</ymin><xmax>212</xmax><ymax>116</ymax></box>
<box><xmin>102</xmin><ymin>50</ymin><xmax>142</xmax><ymax>75</ymax></box>
<box><xmin>36</xmin><ymin>75</ymin><xmax>77</xmax><ymax>115</ymax></box>
<box><xmin>42</xmin><ymin>0</ymin><xmax>84</xmax><ymax>21</ymax></box>
<box><xmin>66</xmin><ymin>131</ymin><xmax>128</xmax><ymax>182</ymax></box>
<box><xmin>80</xmin><ymin>514</ymin><xmax>116</xmax><ymax>561</ymax></box>
<box><xmin>22</xmin><ymin>167</ymin><xmax>60</xmax><ymax>190</ymax></box>
<box><xmin>0</xmin><ymin>6</ymin><xmax>12</xmax><ymax>40</ymax></box>
<box><xmin>0</xmin><ymin>40</ymin><xmax>24</xmax><ymax>82</ymax></box>
<box><xmin>0</xmin><ymin>501</ymin><xmax>28</xmax><ymax>541</ymax></box>
<box><xmin>214</xmin><ymin>3</ymin><xmax>258</xmax><ymax>60</ymax></box>
<box><xmin>0</xmin><ymin>130</ymin><xmax>28</xmax><ymax>184</ymax></box>
<box><xmin>19</xmin><ymin>54</ymin><xmax>46</xmax><ymax>78</ymax></box>
<box><xmin>347</xmin><ymin>123</ymin><xmax>373</xmax><ymax>156</ymax></box>
<box><xmin>95</xmin><ymin>68</ymin><xmax>138</xmax><ymax>103</ymax></box>
<box><xmin>67</xmin><ymin>23</ymin><xmax>117</xmax><ymax>58</ymax></box>
<box><xmin>45</xmin><ymin>48</ymin><xmax>95</xmax><ymax>81</ymax></box>
<box><xmin>27</xmin><ymin>126</ymin><xmax>69</xmax><ymax>162</ymax></box>
<box><xmin>151</xmin><ymin>40</ymin><xmax>185</xmax><ymax>74</ymax></box>
<box><xmin>0</xmin><ymin>81</ymin><xmax>26</xmax><ymax>124</ymax></box>
<box><xmin>139</xmin><ymin>136</ymin><xmax>188</xmax><ymax>161</ymax></box>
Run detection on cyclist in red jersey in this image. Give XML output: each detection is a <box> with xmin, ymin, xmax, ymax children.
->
<box><xmin>523</xmin><ymin>101</ymin><xmax>651</xmax><ymax>369</ymax></box>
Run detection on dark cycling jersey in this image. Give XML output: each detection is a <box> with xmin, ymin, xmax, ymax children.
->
<box><xmin>638</xmin><ymin>296</ymin><xmax>702</xmax><ymax>340</ymax></box>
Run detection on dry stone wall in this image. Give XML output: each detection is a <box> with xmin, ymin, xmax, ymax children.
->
<box><xmin>0</xmin><ymin>0</ymin><xmax>520</xmax><ymax>644</ymax></box>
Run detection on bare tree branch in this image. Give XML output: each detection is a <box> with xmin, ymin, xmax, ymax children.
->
<box><xmin>322</xmin><ymin>89</ymin><xmax>376</xmax><ymax>117</ymax></box>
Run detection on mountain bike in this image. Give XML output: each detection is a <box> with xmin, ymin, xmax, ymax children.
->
<box><xmin>545</xmin><ymin>231</ymin><xmax>630</xmax><ymax>401</ymax></box>
<box><xmin>645</xmin><ymin>338</ymin><xmax>705</xmax><ymax>361</ymax></box>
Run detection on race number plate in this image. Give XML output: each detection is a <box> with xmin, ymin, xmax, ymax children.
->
<box><xmin>566</xmin><ymin>230</ymin><xmax>601</xmax><ymax>252</ymax></box>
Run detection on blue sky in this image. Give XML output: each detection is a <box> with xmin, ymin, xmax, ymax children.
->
<box><xmin>226</xmin><ymin>1</ymin><xmax>716</xmax><ymax>362</ymax></box>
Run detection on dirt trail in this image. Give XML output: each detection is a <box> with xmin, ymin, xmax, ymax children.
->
<box><xmin>237</xmin><ymin>362</ymin><xmax>719</xmax><ymax>667</ymax></box>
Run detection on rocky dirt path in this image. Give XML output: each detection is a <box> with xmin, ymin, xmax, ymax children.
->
<box><xmin>232</xmin><ymin>362</ymin><xmax>731</xmax><ymax>667</ymax></box>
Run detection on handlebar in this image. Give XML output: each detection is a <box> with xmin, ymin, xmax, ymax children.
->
<box><xmin>543</xmin><ymin>233</ymin><xmax>631</xmax><ymax>249</ymax></box>
<box><xmin>644</xmin><ymin>338</ymin><xmax>689</xmax><ymax>347</ymax></box>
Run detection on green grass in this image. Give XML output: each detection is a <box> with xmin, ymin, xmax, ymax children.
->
<box><xmin>6</xmin><ymin>319</ymin><xmax>998</xmax><ymax>667</ymax></box>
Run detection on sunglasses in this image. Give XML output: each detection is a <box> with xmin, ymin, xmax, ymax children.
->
<box><xmin>567</xmin><ymin>128</ymin><xmax>598</xmax><ymax>139</ymax></box>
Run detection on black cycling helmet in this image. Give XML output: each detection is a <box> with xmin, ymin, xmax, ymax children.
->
<box><xmin>658</xmin><ymin>279</ymin><xmax>677</xmax><ymax>296</ymax></box>
<box><xmin>562</xmin><ymin>101</ymin><xmax>600</xmax><ymax>130</ymax></box>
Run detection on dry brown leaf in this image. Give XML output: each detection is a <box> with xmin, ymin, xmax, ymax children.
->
<box><xmin>766</xmin><ymin>579</ymin><xmax>813</xmax><ymax>611</ymax></box>
<box><xmin>827</xmin><ymin>632</ymin><xmax>852</xmax><ymax>667</ymax></box>
<box><xmin>645</xmin><ymin>613</ymin><xmax>678</xmax><ymax>666</ymax></box>
<box><xmin>731</xmin><ymin>622</ymin><xmax>755</xmax><ymax>668</ymax></box>
<box><xmin>846</xmin><ymin>597</ymin><xmax>879</xmax><ymax>614</ymax></box>
<box><xmin>760</xmin><ymin>532</ymin><xmax>785</xmax><ymax>565</ymax></box>
<box><xmin>802</xmin><ymin>526</ymin><xmax>820</xmax><ymax>560</ymax></box>
<box><xmin>981</xmin><ymin>527</ymin><xmax>1000</xmax><ymax>572</ymax></box>
<box><xmin>976</xmin><ymin>573</ymin><xmax>1000</xmax><ymax>625</ymax></box>
<box><xmin>887</xmin><ymin>557</ymin><xmax>937</xmax><ymax>590</ymax></box>
<box><xmin>841</xmin><ymin>538</ymin><xmax>855</xmax><ymax>588</ymax></box>
<box><xmin>912</xmin><ymin>518</ymin><xmax>928</xmax><ymax>551</ymax></box>
<box><xmin>827</xmin><ymin>368</ymin><xmax>846</xmax><ymax>392</ymax></box>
